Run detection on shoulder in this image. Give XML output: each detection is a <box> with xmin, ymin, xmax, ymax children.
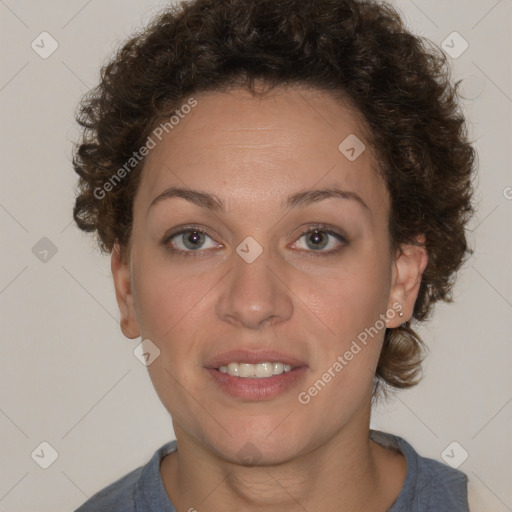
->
<box><xmin>73</xmin><ymin>440</ymin><xmax>178</xmax><ymax>512</ymax></box>
<box><xmin>414</xmin><ymin>453</ymin><xmax>469</xmax><ymax>510</ymax></box>
<box><xmin>370</xmin><ymin>430</ymin><xmax>469</xmax><ymax>512</ymax></box>
<box><xmin>74</xmin><ymin>465</ymin><xmax>142</xmax><ymax>512</ymax></box>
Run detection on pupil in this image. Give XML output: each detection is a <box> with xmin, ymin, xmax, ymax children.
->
<box><xmin>184</xmin><ymin>230</ymin><xmax>204</xmax><ymax>249</ymax></box>
<box><xmin>308</xmin><ymin>230</ymin><xmax>327</xmax><ymax>250</ymax></box>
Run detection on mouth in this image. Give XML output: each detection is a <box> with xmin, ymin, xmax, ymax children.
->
<box><xmin>205</xmin><ymin>350</ymin><xmax>308</xmax><ymax>400</ymax></box>
<box><xmin>205</xmin><ymin>349</ymin><xmax>306</xmax><ymax>373</ymax></box>
<box><xmin>218</xmin><ymin>361</ymin><xmax>293</xmax><ymax>378</ymax></box>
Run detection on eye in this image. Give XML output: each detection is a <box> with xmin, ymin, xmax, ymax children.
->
<box><xmin>162</xmin><ymin>223</ymin><xmax>347</xmax><ymax>258</ymax></box>
<box><xmin>164</xmin><ymin>226</ymin><xmax>220</xmax><ymax>256</ymax></box>
<box><xmin>291</xmin><ymin>224</ymin><xmax>347</xmax><ymax>256</ymax></box>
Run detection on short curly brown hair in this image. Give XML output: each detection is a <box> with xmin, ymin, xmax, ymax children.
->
<box><xmin>72</xmin><ymin>0</ymin><xmax>476</xmax><ymax>395</ymax></box>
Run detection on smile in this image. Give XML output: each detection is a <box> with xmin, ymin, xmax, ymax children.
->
<box><xmin>218</xmin><ymin>362</ymin><xmax>292</xmax><ymax>378</ymax></box>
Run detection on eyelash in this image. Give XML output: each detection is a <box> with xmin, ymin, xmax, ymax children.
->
<box><xmin>162</xmin><ymin>223</ymin><xmax>348</xmax><ymax>259</ymax></box>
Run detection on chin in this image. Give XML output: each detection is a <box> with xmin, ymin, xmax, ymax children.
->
<box><xmin>202</xmin><ymin>421</ymin><xmax>305</xmax><ymax>466</ymax></box>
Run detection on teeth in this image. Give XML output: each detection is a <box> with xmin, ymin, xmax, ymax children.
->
<box><xmin>218</xmin><ymin>362</ymin><xmax>292</xmax><ymax>378</ymax></box>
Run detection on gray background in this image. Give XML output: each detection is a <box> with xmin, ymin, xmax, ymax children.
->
<box><xmin>0</xmin><ymin>1</ymin><xmax>511</xmax><ymax>510</ymax></box>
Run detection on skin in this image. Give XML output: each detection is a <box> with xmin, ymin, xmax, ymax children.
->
<box><xmin>111</xmin><ymin>85</ymin><xmax>428</xmax><ymax>512</ymax></box>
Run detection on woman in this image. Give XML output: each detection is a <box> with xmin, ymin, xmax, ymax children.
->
<box><xmin>72</xmin><ymin>0</ymin><xmax>475</xmax><ymax>510</ymax></box>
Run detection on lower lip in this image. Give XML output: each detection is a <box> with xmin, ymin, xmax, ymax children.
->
<box><xmin>206</xmin><ymin>367</ymin><xmax>308</xmax><ymax>401</ymax></box>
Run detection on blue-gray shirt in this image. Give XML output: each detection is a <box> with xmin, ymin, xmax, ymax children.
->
<box><xmin>74</xmin><ymin>429</ymin><xmax>469</xmax><ymax>511</ymax></box>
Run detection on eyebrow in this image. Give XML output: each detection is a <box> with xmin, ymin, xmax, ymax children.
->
<box><xmin>148</xmin><ymin>185</ymin><xmax>368</xmax><ymax>214</ymax></box>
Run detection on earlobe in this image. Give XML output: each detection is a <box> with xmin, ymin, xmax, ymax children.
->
<box><xmin>386</xmin><ymin>236</ymin><xmax>428</xmax><ymax>328</ymax></box>
<box><xmin>111</xmin><ymin>243</ymin><xmax>140</xmax><ymax>339</ymax></box>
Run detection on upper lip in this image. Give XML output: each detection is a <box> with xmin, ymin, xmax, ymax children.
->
<box><xmin>205</xmin><ymin>350</ymin><xmax>307</xmax><ymax>370</ymax></box>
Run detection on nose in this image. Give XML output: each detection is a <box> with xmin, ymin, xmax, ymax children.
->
<box><xmin>215</xmin><ymin>244</ymin><xmax>294</xmax><ymax>329</ymax></box>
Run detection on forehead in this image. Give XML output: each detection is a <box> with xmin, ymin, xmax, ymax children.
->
<box><xmin>135</xmin><ymin>85</ymin><xmax>386</xmax><ymax>214</ymax></box>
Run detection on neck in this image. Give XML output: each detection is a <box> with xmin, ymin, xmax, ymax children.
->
<box><xmin>160</xmin><ymin>407</ymin><xmax>405</xmax><ymax>512</ymax></box>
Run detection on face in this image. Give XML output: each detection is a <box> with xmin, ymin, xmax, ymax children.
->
<box><xmin>112</xmin><ymin>85</ymin><xmax>427</xmax><ymax>465</ymax></box>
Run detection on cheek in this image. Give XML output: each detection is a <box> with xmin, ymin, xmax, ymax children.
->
<box><xmin>295</xmin><ymin>270</ymin><xmax>388</xmax><ymax>423</ymax></box>
<box><xmin>132</xmin><ymin>255</ymin><xmax>217</xmax><ymax>340</ymax></box>
<box><xmin>300</xmin><ymin>257</ymin><xmax>391</xmax><ymax>341</ymax></box>
<box><xmin>293</xmin><ymin>251</ymin><xmax>392</xmax><ymax>408</ymax></box>
<box><xmin>131</xmin><ymin>266</ymin><xmax>216</xmax><ymax>416</ymax></box>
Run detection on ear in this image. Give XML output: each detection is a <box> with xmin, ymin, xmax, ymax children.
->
<box><xmin>386</xmin><ymin>235</ymin><xmax>428</xmax><ymax>328</ymax></box>
<box><xmin>111</xmin><ymin>243</ymin><xmax>140</xmax><ymax>339</ymax></box>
